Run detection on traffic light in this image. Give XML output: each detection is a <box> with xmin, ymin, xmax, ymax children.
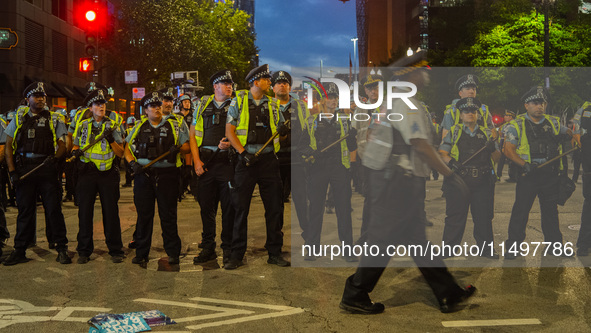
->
<box><xmin>79</xmin><ymin>57</ymin><xmax>95</xmax><ymax>72</ymax></box>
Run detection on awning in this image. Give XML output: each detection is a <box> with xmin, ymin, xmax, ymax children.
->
<box><xmin>52</xmin><ymin>82</ymin><xmax>76</xmax><ymax>99</ymax></box>
<box><xmin>24</xmin><ymin>76</ymin><xmax>61</xmax><ymax>97</ymax></box>
<box><xmin>0</xmin><ymin>73</ymin><xmax>15</xmax><ymax>94</ymax></box>
<box><xmin>73</xmin><ymin>86</ymin><xmax>87</xmax><ymax>98</ymax></box>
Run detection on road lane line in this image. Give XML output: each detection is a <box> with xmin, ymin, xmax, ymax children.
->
<box><xmin>185</xmin><ymin>308</ymin><xmax>305</xmax><ymax>330</ymax></box>
<box><xmin>442</xmin><ymin>318</ymin><xmax>542</xmax><ymax>327</ymax></box>
<box><xmin>134</xmin><ymin>298</ymin><xmax>252</xmax><ymax>314</ymax></box>
<box><xmin>189</xmin><ymin>297</ymin><xmax>295</xmax><ymax>311</ymax></box>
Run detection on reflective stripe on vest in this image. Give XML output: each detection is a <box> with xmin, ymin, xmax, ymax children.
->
<box><xmin>194</xmin><ymin>95</ymin><xmax>215</xmax><ymax>147</ymax></box>
<box><xmin>449</xmin><ymin>124</ymin><xmax>495</xmax><ymax>171</ymax></box>
<box><xmin>235</xmin><ymin>92</ymin><xmax>281</xmax><ymax>152</ymax></box>
<box><xmin>448</xmin><ymin>104</ymin><xmax>491</xmax><ymax>129</ymax></box>
<box><xmin>310</xmin><ymin>113</ymin><xmax>350</xmax><ymax>169</ymax></box>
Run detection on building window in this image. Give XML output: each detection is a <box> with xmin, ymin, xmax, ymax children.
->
<box><xmin>52</xmin><ymin>0</ymin><xmax>68</xmax><ymax>21</ymax></box>
<box><xmin>52</xmin><ymin>30</ymin><xmax>68</xmax><ymax>75</ymax></box>
<box><xmin>25</xmin><ymin>19</ymin><xmax>44</xmax><ymax>68</ymax></box>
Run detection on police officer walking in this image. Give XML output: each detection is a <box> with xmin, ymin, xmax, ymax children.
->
<box><xmin>503</xmin><ymin>86</ymin><xmax>572</xmax><ymax>259</ymax></box>
<box><xmin>71</xmin><ymin>89</ymin><xmax>125</xmax><ymax>264</ymax></box>
<box><xmin>189</xmin><ymin>69</ymin><xmax>236</xmax><ymax>264</ymax></box>
<box><xmin>574</xmin><ymin>102</ymin><xmax>591</xmax><ymax>256</ymax></box>
<box><xmin>439</xmin><ymin>97</ymin><xmax>500</xmax><ymax>258</ymax></box>
<box><xmin>125</xmin><ymin>92</ymin><xmax>190</xmax><ymax>265</ymax></box>
<box><xmin>340</xmin><ymin>54</ymin><xmax>476</xmax><ymax>314</ymax></box>
<box><xmin>3</xmin><ymin>82</ymin><xmax>71</xmax><ymax>265</ymax></box>
<box><xmin>306</xmin><ymin>83</ymin><xmax>356</xmax><ymax>260</ymax></box>
<box><xmin>176</xmin><ymin>93</ymin><xmax>194</xmax><ymax>202</ymax></box>
<box><xmin>225</xmin><ymin>64</ymin><xmax>290</xmax><ymax>269</ymax></box>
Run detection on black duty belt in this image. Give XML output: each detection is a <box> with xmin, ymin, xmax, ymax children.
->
<box><xmin>460</xmin><ymin>166</ymin><xmax>492</xmax><ymax>178</ymax></box>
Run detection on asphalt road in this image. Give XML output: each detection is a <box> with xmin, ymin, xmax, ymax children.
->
<box><xmin>0</xmin><ymin>169</ymin><xmax>590</xmax><ymax>332</ymax></box>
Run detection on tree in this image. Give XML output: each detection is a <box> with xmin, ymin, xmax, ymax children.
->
<box><xmin>104</xmin><ymin>0</ymin><xmax>257</xmax><ymax>95</ymax></box>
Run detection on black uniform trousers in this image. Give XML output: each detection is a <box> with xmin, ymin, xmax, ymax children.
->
<box><xmin>133</xmin><ymin>167</ymin><xmax>182</xmax><ymax>259</ymax></box>
<box><xmin>196</xmin><ymin>152</ymin><xmax>235</xmax><ymax>252</ymax></box>
<box><xmin>123</xmin><ymin>159</ymin><xmax>133</xmax><ymax>185</ymax></box>
<box><xmin>278</xmin><ymin>151</ymin><xmax>291</xmax><ymax>202</ymax></box>
<box><xmin>14</xmin><ymin>162</ymin><xmax>68</xmax><ymax>253</ymax></box>
<box><xmin>506</xmin><ymin>169</ymin><xmax>562</xmax><ymax>246</ymax></box>
<box><xmin>497</xmin><ymin>153</ymin><xmax>518</xmax><ymax>180</ymax></box>
<box><xmin>576</xmin><ymin>144</ymin><xmax>591</xmax><ymax>250</ymax></box>
<box><xmin>343</xmin><ymin>169</ymin><xmax>464</xmax><ymax>305</ymax></box>
<box><xmin>230</xmin><ymin>153</ymin><xmax>284</xmax><ymax>260</ymax></box>
<box><xmin>307</xmin><ymin>157</ymin><xmax>353</xmax><ymax>247</ymax></box>
<box><xmin>443</xmin><ymin>172</ymin><xmax>495</xmax><ymax>247</ymax></box>
<box><xmin>356</xmin><ymin>163</ymin><xmax>372</xmax><ymax>245</ymax></box>
<box><xmin>75</xmin><ymin>163</ymin><xmax>123</xmax><ymax>257</ymax></box>
<box><xmin>291</xmin><ymin>162</ymin><xmax>309</xmax><ymax>244</ymax></box>
<box><xmin>572</xmin><ymin>148</ymin><xmax>583</xmax><ymax>182</ymax></box>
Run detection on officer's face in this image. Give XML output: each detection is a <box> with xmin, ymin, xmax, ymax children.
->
<box><xmin>28</xmin><ymin>94</ymin><xmax>46</xmax><ymax>111</ymax></box>
<box><xmin>364</xmin><ymin>84</ymin><xmax>380</xmax><ymax>103</ymax></box>
<box><xmin>181</xmin><ymin>100</ymin><xmax>192</xmax><ymax>110</ymax></box>
<box><xmin>272</xmin><ymin>81</ymin><xmax>291</xmax><ymax>99</ymax></box>
<box><xmin>326</xmin><ymin>95</ymin><xmax>338</xmax><ymax>110</ymax></box>
<box><xmin>214</xmin><ymin>82</ymin><xmax>233</xmax><ymax>99</ymax></box>
<box><xmin>255</xmin><ymin>77</ymin><xmax>271</xmax><ymax>93</ymax></box>
<box><xmin>162</xmin><ymin>99</ymin><xmax>174</xmax><ymax>115</ymax></box>
<box><xmin>146</xmin><ymin>103</ymin><xmax>163</xmax><ymax>122</ymax></box>
<box><xmin>460</xmin><ymin>109</ymin><xmax>478</xmax><ymax>124</ymax></box>
<box><xmin>459</xmin><ymin>86</ymin><xmax>477</xmax><ymax>98</ymax></box>
<box><xmin>90</xmin><ymin>102</ymin><xmax>106</xmax><ymax>118</ymax></box>
<box><xmin>504</xmin><ymin>115</ymin><xmax>513</xmax><ymax>123</ymax></box>
<box><xmin>524</xmin><ymin>100</ymin><xmax>546</xmax><ymax>119</ymax></box>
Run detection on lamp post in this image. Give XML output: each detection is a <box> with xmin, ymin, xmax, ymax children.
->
<box><xmin>351</xmin><ymin>37</ymin><xmax>358</xmax><ymax>82</ymax></box>
<box><xmin>540</xmin><ymin>0</ymin><xmax>554</xmax><ymax>88</ymax></box>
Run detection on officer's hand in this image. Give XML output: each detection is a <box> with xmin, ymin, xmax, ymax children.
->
<box><xmin>277</xmin><ymin>123</ymin><xmax>289</xmax><ymax>136</ymax></box>
<box><xmin>446</xmin><ymin>173</ymin><xmax>469</xmax><ymax>200</ymax></box>
<box><xmin>522</xmin><ymin>162</ymin><xmax>539</xmax><ymax>176</ymax></box>
<box><xmin>9</xmin><ymin>171</ymin><xmax>20</xmax><ymax>187</ymax></box>
<box><xmin>300</xmin><ymin>146</ymin><xmax>316</xmax><ymax>163</ymax></box>
<box><xmin>71</xmin><ymin>149</ymin><xmax>83</xmax><ymax>159</ymax></box>
<box><xmin>348</xmin><ymin>127</ymin><xmax>358</xmax><ymax>139</ymax></box>
<box><xmin>485</xmin><ymin>139</ymin><xmax>496</xmax><ymax>153</ymax></box>
<box><xmin>218</xmin><ymin>138</ymin><xmax>231</xmax><ymax>150</ymax></box>
<box><xmin>130</xmin><ymin>160</ymin><xmax>143</xmax><ymax>176</ymax></box>
<box><xmin>168</xmin><ymin>145</ymin><xmax>180</xmax><ymax>156</ymax></box>
<box><xmin>194</xmin><ymin>159</ymin><xmax>206</xmax><ymax>176</ymax></box>
<box><xmin>448</xmin><ymin>159</ymin><xmax>463</xmax><ymax>173</ymax></box>
<box><xmin>240</xmin><ymin>150</ymin><xmax>258</xmax><ymax>167</ymax></box>
<box><xmin>104</xmin><ymin>130</ymin><xmax>115</xmax><ymax>144</ymax></box>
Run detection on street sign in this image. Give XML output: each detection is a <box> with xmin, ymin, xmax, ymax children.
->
<box><xmin>173</xmin><ymin>72</ymin><xmax>185</xmax><ymax>79</ymax></box>
<box><xmin>132</xmin><ymin>87</ymin><xmax>145</xmax><ymax>100</ymax></box>
<box><xmin>0</xmin><ymin>28</ymin><xmax>18</xmax><ymax>49</ymax></box>
<box><xmin>125</xmin><ymin>70</ymin><xmax>138</xmax><ymax>84</ymax></box>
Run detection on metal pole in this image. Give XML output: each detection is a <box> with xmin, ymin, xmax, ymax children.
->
<box><xmin>544</xmin><ymin>0</ymin><xmax>550</xmax><ymax>88</ymax></box>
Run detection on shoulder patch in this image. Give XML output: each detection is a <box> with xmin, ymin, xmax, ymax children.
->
<box><xmin>583</xmin><ymin>111</ymin><xmax>591</xmax><ymax>118</ymax></box>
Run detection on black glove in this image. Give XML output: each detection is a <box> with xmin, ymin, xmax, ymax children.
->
<box><xmin>168</xmin><ymin>145</ymin><xmax>180</xmax><ymax>156</ymax></box>
<box><xmin>446</xmin><ymin>173</ymin><xmax>470</xmax><ymax>200</ymax></box>
<box><xmin>104</xmin><ymin>130</ymin><xmax>115</xmax><ymax>144</ymax></box>
<box><xmin>346</xmin><ymin>128</ymin><xmax>358</xmax><ymax>151</ymax></box>
<box><xmin>522</xmin><ymin>162</ymin><xmax>539</xmax><ymax>176</ymax></box>
<box><xmin>277</xmin><ymin>123</ymin><xmax>290</xmax><ymax>136</ymax></box>
<box><xmin>348</xmin><ymin>127</ymin><xmax>358</xmax><ymax>139</ymax></box>
<box><xmin>130</xmin><ymin>160</ymin><xmax>143</xmax><ymax>176</ymax></box>
<box><xmin>485</xmin><ymin>139</ymin><xmax>496</xmax><ymax>153</ymax></box>
<box><xmin>448</xmin><ymin>159</ymin><xmax>463</xmax><ymax>173</ymax></box>
<box><xmin>71</xmin><ymin>149</ymin><xmax>83</xmax><ymax>159</ymax></box>
<box><xmin>9</xmin><ymin>171</ymin><xmax>19</xmax><ymax>187</ymax></box>
<box><xmin>300</xmin><ymin>146</ymin><xmax>315</xmax><ymax>159</ymax></box>
<box><xmin>240</xmin><ymin>150</ymin><xmax>258</xmax><ymax>167</ymax></box>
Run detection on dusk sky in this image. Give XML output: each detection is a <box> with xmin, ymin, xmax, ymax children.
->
<box><xmin>254</xmin><ymin>0</ymin><xmax>357</xmax><ymax>77</ymax></box>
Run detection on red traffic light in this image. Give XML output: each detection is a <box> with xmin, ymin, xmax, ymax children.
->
<box><xmin>85</xmin><ymin>10</ymin><xmax>96</xmax><ymax>22</ymax></box>
<box><xmin>79</xmin><ymin>57</ymin><xmax>95</xmax><ymax>72</ymax></box>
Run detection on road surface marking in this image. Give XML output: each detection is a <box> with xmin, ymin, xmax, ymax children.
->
<box><xmin>442</xmin><ymin>318</ymin><xmax>542</xmax><ymax>327</ymax></box>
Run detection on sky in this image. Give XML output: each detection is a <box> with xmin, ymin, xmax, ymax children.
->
<box><xmin>254</xmin><ymin>0</ymin><xmax>357</xmax><ymax>78</ymax></box>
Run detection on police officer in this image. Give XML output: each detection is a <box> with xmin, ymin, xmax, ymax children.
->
<box><xmin>189</xmin><ymin>69</ymin><xmax>236</xmax><ymax>264</ymax></box>
<box><xmin>271</xmin><ymin>70</ymin><xmax>313</xmax><ymax>252</ymax></box>
<box><xmin>431</xmin><ymin>114</ymin><xmax>441</xmax><ymax>181</ymax></box>
<box><xmin>441</xmin><ymin>74</ymin><xmax>495</xmax><ymax>141</ymax></box>
<box><xmin>340</xmin><ymin>54</ymin><xmax>475</xmax><ymax>314</ymax></box>
<box><xmin>439</xmin><ymin>97</ymin><xmax>500</xmax><ymax>259</ymax></box>
<box><xmin>306</xmin><ymin>83</ymin><xmax>356</xmax><ymax>261</ymax></box>
<box><xmin>0</xmin><ymin>115</ymin><xmax>9</xmax><ymax>253</ymax></box>
<box><xmin>122</xmin><ymin>116</ymin><xmax>136</xmax><ymax>188</ymax></box>
<box><xmin>125</xmin><ymin>92</ymin><xmax>190</xmax><ymax>265</ymax></box>
<box><xmin>3</xmin><ymin>82</ymin><xmax>71</xmax><ymax>265</ymax></box>
<box><xmin>176</xmin><ymin>93</ymin><xmax>194</xmax><ymax>202</ymax></box>
<box><xmin>225</xmin><ymin>64</ymin><xmax>290</xmax><ymax>269</ymax></box>
<box><xmin>574</xmin><ymin>102</ymin><xmax>591</xmax><ymax>256</ymax></box>
<box><xmin>71</xmin><ymin>89</ymin><xmax>125</xmax><ymax>264</ymax></box>
<box><xmin>503</xmin><ymin>86</ymin><xmax>572</xmax><ymax>259</ymax></box>
<box><xmin>497</xmin><ymin>110</ymin><xmax>518</xmax><ymax>182</ymax></box>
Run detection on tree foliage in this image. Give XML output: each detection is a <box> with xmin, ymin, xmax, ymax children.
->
<box><xmin>105</xmin><ymin>0</ymin><xmax>257</xmax><ymax>94</ymax></box>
